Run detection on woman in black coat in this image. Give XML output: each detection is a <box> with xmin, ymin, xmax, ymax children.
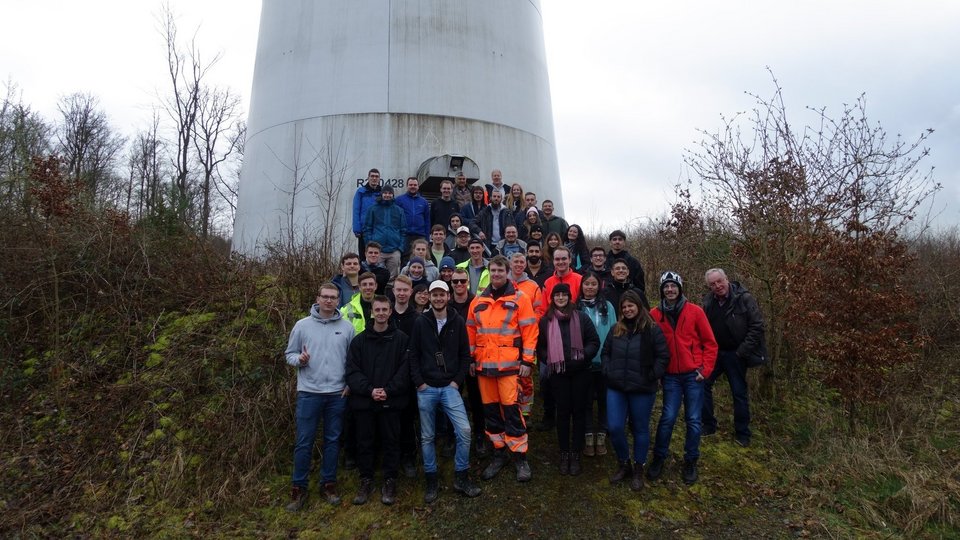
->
<box><xmin>537</xmin><ymin>283</ymin><xmax>600</xmax><ymax>476</ymax></box>
<box><xmin>600</xmin><ymin>289</ymin><xmax>669</xmax><ymax>491</ymax></box>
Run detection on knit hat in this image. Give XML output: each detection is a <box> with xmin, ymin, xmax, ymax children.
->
<box><xmin>609</xmin><ymin>229</ymin><xmax>626</xmax><ymax>241</ymax></box>
<box><xmin>552</xmin><ymin>283</ymin><xmax>572</xmax><ymax>297</ymax></box>
<box><xmin>380</xmin><ymin>184</ymin><xmax>394</xmax><ymax>195</ymax></box>
<box><xmin>439</xmin><ymin>256</ymin><xmax>456</xmax><ymax>270</ymax></box>
<box><xmin>530</xmin><ymin>225</ymin><xmax>543</xmax><ymax>234</ymax></box>
<box><xmin>409</xmin><ymin>257</ymin><xmax>425</xmax><ymax>267</ymax></box>
<box><xmin>526</xmin><ymin>206</ymin><xmax>540</xmax><ymax>215</ymax></box>
<box><xmin>659</xmin><ymin>271</ymin><xmax>683</xmax><ymax>297</ymax></box>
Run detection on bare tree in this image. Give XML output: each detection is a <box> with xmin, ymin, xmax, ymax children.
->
<box><xmin>125</xmin><ymin>113</ymin><xmax>166</xmax><ymax>220</ymax></box>
<box><xmin>685</xmin><ymin>71</ymin><xmax>939</xmax><ymax>394</ymax></box>
<box><xmin>267</xmin><ymin>123</ymin><xmax>321</xmax><ymax>252</ymax></box>
<box><xmin>158</xmin><ymin>3</ymin><xmax>220</xmax><ymax>221</ymax></box>
<box><xmin>309</xmin><ymin>127</ymin><xmax>353</xmax><ymax>261</ymax></box>
<box><xmin>192</xmin><ymin>85</ymin><xmax>241</xmax><ymax>238</ymax></box>
<box><xmin>55</xmin><ymin>92</ymin><xmax>125</xmax><ymax>204</ymax></box>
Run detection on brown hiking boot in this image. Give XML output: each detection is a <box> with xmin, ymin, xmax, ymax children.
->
<box><xmin>285</xmin><ymin>485</ymin><xmax>308</xmax><ymax>512</ymax></box>
<box><xmin>610</xmin><ymin>460</ymin><xmax>632</xmax><ymax>484</ymax></box>
<box><xmin>630</xmin><ymin>464</ymin><xmax>645</xmax><ymax>491</ymax></box>
<box><xmin>583</xmin><ymin>433</ymin><xmax>595</xmax><ymax>457</ymax></box>
<box><xmin>322</xmin><ymin>481</ymin><xmax>341</xmax><ymax>505</ymax></box>
<box><xmin>595</xmin><ymin>432</ymin><xmax>607</xmax><ymax>456</ymax></box>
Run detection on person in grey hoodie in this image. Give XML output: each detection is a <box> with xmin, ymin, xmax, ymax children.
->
<box><xmin>283</xmin><ymin>282</ymin><xmax>356</xmax><ymax>512</ymax></box>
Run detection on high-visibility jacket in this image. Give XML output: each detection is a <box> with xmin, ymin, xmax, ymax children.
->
<box><xmin>340</xmin><ymin>293</ymin><xmax>369</xmax><ymax>334</ymax></box>
<box><xmin>456</xmin><ymin>259</ymin><xmax>490</xmax><ymax>294</ymax></box>
<box><xmin>466</xmin><ymin>282</ymin><xmax>539</xmax><ymax>376</ymax></box>
<box><xmin>512</xmin><ymin>273</ymin><xmax>545</xmax><ymax>320</ymax></box>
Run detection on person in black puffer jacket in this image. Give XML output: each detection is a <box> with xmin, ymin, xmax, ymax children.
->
<box><xmin>345</xmin><ymin>295</ymin><xmax>410</xmax><ymax>505</ymax></box>
<box><xmin>537</xmin><ymin>283</ymin><xmax>600</xmax><ymax>476</ymax></box>
<box><xmin>600</xmin><ymin>289</ymin><xmax>669</xmax><ymax>491</ymax></box>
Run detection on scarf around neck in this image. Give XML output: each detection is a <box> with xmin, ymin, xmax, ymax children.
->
<box><xmin>547</xmin><ymin>309</ymin><xmax>584</xmax><ymax>374</ymax></box>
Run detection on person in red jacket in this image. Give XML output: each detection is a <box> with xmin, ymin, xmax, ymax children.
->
<box><xmin>647</xmin><ymin>271</ymin><xmax>717</xmax><ymax>486</ymax></box>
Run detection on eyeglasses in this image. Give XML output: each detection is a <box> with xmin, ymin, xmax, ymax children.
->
<box><xmin>319</xmin><ymin>295</ymin><xmax>339</xmax><ymax>301</ymax></box>
<box><xmin>451</xmin><ymin>279</ymin><xmax>468</xmax><ymax>284</ymax></box>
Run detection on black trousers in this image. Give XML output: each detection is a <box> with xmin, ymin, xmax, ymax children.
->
<box><xmin>550</xmin><ymin>369</ymin><xmax>592</xmax><ymax>452</ymax></box>
<box><xmin>354</xmin><ymin>408</ymin><xmax>401</xmax><ymax>481</ymax></box>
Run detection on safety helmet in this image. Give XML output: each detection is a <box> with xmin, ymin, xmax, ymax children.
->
<box><xmin>659</xmin><ymin>271</ymin><xmax>684</xmax><ymax>297</ymax></box>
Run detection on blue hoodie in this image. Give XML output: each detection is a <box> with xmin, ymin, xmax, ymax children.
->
<box><xmin>363</xmin><ymin>197</ymin><xmax>407</xmax><ymax>253</ymax></box>
<box><xmin>284</xmin><ymin>305</ymin><xmax>356</xmax><ymax>394</ymax></box>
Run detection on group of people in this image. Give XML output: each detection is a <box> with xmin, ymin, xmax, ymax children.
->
<box><xmin>283</xmin><ymin>169</ymin><xmax>767</xmax><ymax>511</ymax></box>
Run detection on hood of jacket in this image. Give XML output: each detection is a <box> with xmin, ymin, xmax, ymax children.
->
<box><xmin>310</xmin><ymin>304</ymin><xmax>345</xmax><ymax>322</ymax></box>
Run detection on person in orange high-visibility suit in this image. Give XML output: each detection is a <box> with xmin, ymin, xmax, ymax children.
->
<box><xmin>508</xmin><ymin>253</ymin><xmax>544</xmax><ymax>419</ymax></box>
<box><xmin>467</xmin><ymin>255</ymin><xmax>539</xmax><ymax>482</ymax></box>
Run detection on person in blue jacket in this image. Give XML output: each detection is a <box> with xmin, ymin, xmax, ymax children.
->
<box><xmin>395</xmin><ymin>176</ymin><xmax>431</xmax><ymax>258</ymax></box>
<box><xmin>352</xmin><ymin>168</ymin><xmax>382</xmax><ymax>253</ymax></box>
<box><xmin>363</xmin><ymin>185</ymin><xmax>406</xmax><ymax>279</ymax></box>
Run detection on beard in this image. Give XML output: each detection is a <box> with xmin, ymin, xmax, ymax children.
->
<box><xmin>527</xmin><ymin>256</ymin><xmax>541</xmax><ymax>265</ymax></box>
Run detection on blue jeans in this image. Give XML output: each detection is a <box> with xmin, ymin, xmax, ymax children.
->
<box><xmin>292</xmin><ymin>391</ymin><xmax>347</xmax><ymax>487</ymax></box>
<box><xmin>417</xmin><ymin>384</ymin><xmax>472</xmax><ymax>473</ymax></box>
<box><xmin>703</xmin><ymin>350</ymin><xmax>751</xmax><ymax>439</ymax></box>
<box><xmin>606</xmin><ymin>388</ymin><xmax>656</xmax><ymax>464</ymax></box>
<box><xmin>654</xmin><ymin>372</ymin><xmax>704</xmax><ymax>462</ymax></box>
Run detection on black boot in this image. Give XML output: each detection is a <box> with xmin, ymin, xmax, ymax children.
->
<box><xmin>558</xmin><ymin>452</ymin><xmax>570</xmax><ymax>476</ymax></box>
<box><xmin>381</xmin><ymin>478</ymin><xmax>397</xmax><ymax>505</ymax></box>
<box><xmin>481</xmin><ymin>449</ymin><xmax>509</xmax><ymax>480</ymax></box>
<box><xmin>423</xmin><ymin>473</ymin><xmax>439</xmax><ymax>504</ymax></box>
<box><xmin>646</xmin><ymin>455</ymin><xmax>665</xmax><ymax>481</ymax></box>
<box><xmin>610</xmin><ymin>460</ymin><xmax>632</xmax><ymax>484</ymax></box>
<box><xmin>352</xmin><ymin>477</ymin><xmax>373</xmax><ymax>505</ymax></box>
<box><xmin>630</xmin><ymin>464</ymin><xmax>645</xmax><ymax>491</ymax></box>
<box><xmin>453</xmin><ymin>470</ymin><xmax>482</xmax><ymax>497</ymax></box>
<box><xmin>514</xmin><ymin>453</ymin><xmax>532</xmax><ymax>482</ymax></box>
<box><xmin>569</xmin><ymin>452</ymin><xmax>582</xmax><ymax>476</ymax></box>
<box><xmin>682</xmin><ymin>459</ymin><xmax>698</xmax><ymax>485</ymax></box>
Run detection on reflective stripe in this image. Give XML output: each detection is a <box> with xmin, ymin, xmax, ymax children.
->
<box><xmin>505</xmin><ymin>434</ymin><xmax>528</xmax><ymax>454</ymax></box>
<box><xmin>522</xmin><ymin>348</ymin><xmax>535</xmax><ymax>356</ymax></box>
<box><xmin>479</xmin><ymin>360</ymin><xmax>520</xmax><ymax>370</ymax></box>
<box><xmin>518</xmin><ymin>317</ymin><xmax>537</xmax><ymax>326</ymax></box>
<box><xmin>487</xmin><ymin>431</ymin><xmax>506</xmax><ymax>449</ymax></box>
<box><xmin>466</xmin><ymin>319</ymin><xmax>477</xmax><ymax>327</ymax></box>
<box><xmin>469</xmin><ymin>346</ymin><xmax>476</xmax><ymax>353</ymax></box>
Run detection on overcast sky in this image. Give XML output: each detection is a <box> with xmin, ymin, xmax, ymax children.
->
<box><xmin>3</xmin><ymin>1</ymin><xmax>958</xmax><ymax>233</ymax></box>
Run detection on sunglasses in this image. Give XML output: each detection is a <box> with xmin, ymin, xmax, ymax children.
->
<box><xmin>451</xmin><ymin>279</ymin><xmax>468</xmax><ymax>284</ymax></box>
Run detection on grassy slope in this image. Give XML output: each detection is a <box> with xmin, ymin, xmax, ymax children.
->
<box><xmin>2</xmin><ymin>302</ymin><xmax>957</xmax><ymax>539</ymax></box>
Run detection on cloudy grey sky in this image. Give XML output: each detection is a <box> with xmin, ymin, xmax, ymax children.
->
<box><xmin>3</xmin><ymin>1</ymin><xmax>958</xmax><ymax>232</ymax></box>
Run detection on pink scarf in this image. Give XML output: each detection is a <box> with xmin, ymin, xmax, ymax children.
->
<box><xmin>547</xmin><ymin>310</ymin><xmax>583</xmax><ymax>374</ymax></box>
